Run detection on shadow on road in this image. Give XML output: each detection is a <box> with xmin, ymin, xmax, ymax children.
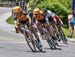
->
<box><xmin>25</xmin><ymin>50</ymin><xmax>46</xmax><ymax>53</ymax></box>
<box><xmin>44</xmin><ymin>48</ymin><xmax>62</xmax><ymax>50</ymax></box>
<box><xmin>57</xmin><ymin>45</ymin><xmax>68</xmax><ymax>47</ymax></box>
<box><xmin>0</xmin><ymin>47</ymin><xmax>4</xmax><ymax>49</ymax></box>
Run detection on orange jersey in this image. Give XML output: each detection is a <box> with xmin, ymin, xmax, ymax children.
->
<box><xmin>16</xmin><ymin>13</ymin><xmax>27</xmax><ymax>21</ymax></box>
<box><xmin>34</xmin><ymin>14</ymin><xmax>44</xmax><ymax>21</ymax></box>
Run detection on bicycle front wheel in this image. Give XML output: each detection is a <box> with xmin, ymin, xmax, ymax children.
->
<box><xmin>24</xmin><ymin>31</ymin><xmax>36</xmax><ymax>52</ymax></box>
<box><xmin>59</xmin><ymin>28</ymin><xmax>68</xmax><ymax>44</ymax></box>
<box><xmin>47</xmin><ymin>38</ymin><xmax>57</xmax><ymax>49</ymax></box>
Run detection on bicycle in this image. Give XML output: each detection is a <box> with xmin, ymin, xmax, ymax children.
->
<box><xmin>49</xmin><ymin>23</ymin><xmax>59</xmax><ymax>46</ymax></box>
<box><xmin>46</xmin><ymin>18</ymin><xmax>59</xmax><ymax>46</ymax></box>
<box><xmin>37</xmin><ymin>24</ymin><xmax>57</xmax><ymax>49</ymax></box>
<box><xmin>18</xmin><ymin>24</ymin><xmax>42</xmax><ymax>52</ymax></box>
<box><xmin>56</xmin><ymin>22</ymin><xmax>68</xmax><ymax>44</ymax></box>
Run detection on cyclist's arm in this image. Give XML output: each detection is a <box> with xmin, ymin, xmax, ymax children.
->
<box><xmin>53</xmin><ymin>17</ymin><xmax>57</xmax><ymax>22</ymax></box>
<box><xmin>33</xmin><ymin>15</ymin><xmax>38</xmax><ymax>24</ymax></box>
<box><xmin>59</xmin><ymin>18</ymin><xmax>63</xmax><ymax>25</ymax></box>
<box><xmin>14</xmin><ymin>18</ymin><xmax>18</xmax><ymax>28</ymax></box>
<box><xmin>27</xmin><ymin>15</ymin><xmax>32</xmax><ymax>25</ymax></box>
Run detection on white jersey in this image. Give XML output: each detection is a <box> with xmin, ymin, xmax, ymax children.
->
<box><xmin>46</xmin><ymin>10</ymin><xmax>55</xmax><ymax>18</ymax></box>
<box><xmin>68</xmin><ymin>14</ymin><xmax>73</xmax><ymax>23</ymax></box>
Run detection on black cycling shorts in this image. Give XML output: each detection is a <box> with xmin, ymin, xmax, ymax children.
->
<box><xmin>19</xmin><ymin>19</ymin><xmax>29</xmax><ymax>26</ymax></box>
<box><xmin>48</xmin><ymin>16</ymin><xmax>54</xmax><ymax>22</ymax></box>
<box><xmin>37</xmin><ymin>19</ymin><xmax>46</xmax><ymax>24</ymax></box>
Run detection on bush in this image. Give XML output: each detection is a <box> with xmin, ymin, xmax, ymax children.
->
<box><xmin>6</xmin><ymin>16</ymin><xmax>14</xmax><ymax>25</ymax></box>
<box><xmin>31</xmin><ymin>0</ymin><xmax>72</xmax><ymax>27</ymax></box>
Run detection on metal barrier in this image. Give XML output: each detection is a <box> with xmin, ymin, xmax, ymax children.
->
<box><xmin>0</xmin><ymin>2</ymin><xmax>15</xmax><ymax>7</ymax></box>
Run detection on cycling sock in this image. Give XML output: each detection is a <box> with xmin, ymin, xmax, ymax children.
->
<box><xmin>52</xmin><ymin>36</ymin><xmax>57</xmax><ymax>40</ymax></box>
<box><xmin>37</xmin><ymin>38</ymin><xmax>40</xmax><ymax>42</ymax></box>
<box><xmin>57</xmin><ymin>34</ymin><xmax>59</xmax><ymax>38</ymax></box>
<box><xmin>41</xmin><ymin>31</ymin><xmax>44</xmax><ymax>35</ymax></box>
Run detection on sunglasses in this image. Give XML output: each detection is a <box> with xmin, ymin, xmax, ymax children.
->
<box><xmin>34</xmin><ymin>14</ymin><xmax>39</xmax><ymax>15</ymax></box>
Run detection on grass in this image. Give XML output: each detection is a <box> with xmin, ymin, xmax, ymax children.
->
<box><xmin>6</xmin><ymin>16</ymin><xmax>14</xmax><ymax>25</ymax></box>
<box><xmin>62</xmin><ymin>28</ymin><xmax>75</xmax><ymax>38</ymax></box>
<box><xmin>62</xmin><ymin>28</ymin><xmax>68</xmax><ymax>36</ymax></box>
<box><xmin>6</xmin><ymin>16</ymin><xmax>75</xmax><ymax>38</ymax></box>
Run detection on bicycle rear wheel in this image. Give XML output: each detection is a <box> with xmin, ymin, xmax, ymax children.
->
<box><xmin>24</xmin><ymin>31</ymin><xmax>36</xmax><ymax>52</ymax></box>
<box><xmin>59</xmin><ymin>29</ymin><xmax>68</xmax><ymax>44</ymax></box>
<box><xmin>32</xmin><ymin>32</ymin><xmax>42</xmax><ymax>52</ymax></box>
<box><xmin>47</xmin><ymin>38</ymin><xmax>57</xmax><ymax>49</ymax></box>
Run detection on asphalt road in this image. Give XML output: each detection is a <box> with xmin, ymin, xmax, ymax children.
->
<box><xmin>0</xmin><ymin>7</ymin><xmax>75</xmax><ymax>57</ymax></box>
<box><xmin>0</xmin><ymin>7</ymin><xmax>25</xmax><ymax>42</ymax></box>
<box><xmin>0</xmin><ymin>41</ymin><xmax>75</xmax><ymax>57</ymax></box>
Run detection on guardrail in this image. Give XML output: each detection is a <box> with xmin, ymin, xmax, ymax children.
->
<box><xmin>0</xmin><ymin>2</ymin><xmax>15</xmax><ymax>7</ymax></box>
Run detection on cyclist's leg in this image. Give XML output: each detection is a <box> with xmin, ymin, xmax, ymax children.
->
<box><xmin>30</xmin><ymin>24</ymin><xmax>41</xmax><ymax>44</ymax></box>
<box><xmin>14</xmin><ymin>20</ymin><xmax>20</xmax><ymax>33</ymax></box>
<box><xmin>48</xmin><ymin>16</ymin><xmax>57</xmax><ymax>36</ymax></box>
<box><xmin>48</xmin><ymin>17</ymin><xmax>58</xmax><ymax>39</ymax></box>
<box><xmin>68</xmin><ymin>22</ymin><xmax>73</xmax><ymax>38</ymax></box>
<box><xmin>44</xmin><ymin>23</ymin><xmax>57</xmax><ymax>48</ymax></box>
<box><xmin>45</xmin><ymin>23</ymin><xmax>53</xmax><ymax>36</ymax></box>
<box><xmin>48</xmin><ymin>18</ymin><xmax>59</xmax><ymax>45</ymax></box>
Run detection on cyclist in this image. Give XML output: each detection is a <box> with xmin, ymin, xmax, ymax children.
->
<box><xmin>12</xmin><ymin>6</ymin><xmax>42</xmax><ymax>47</ymax></box>
<box><xmin>67</xmin><ymin>12</ymin><xmax>73</xmax><ymax>38</ymax></box>
<box><xmin>33</xmin><ymin>8</ymin><xmax>57</xmax><ymax>49</ymax></box>
<box><xmin>54</xmin><ymin>15</ymin><xmax>65</xmax><ymax>41</ymax></box>
<box><xmin>33</xmin><ymin>8</ymin><xmax>52</xmax><ymax>39</ymax></box>
<box><xmin>54</xmin><ymin>15</ymin><xmax>63</xmax><ymax>26</ymax></box>
<box><xmin>12</xmin><ymin>6</ymin><xmax>31</xmax><ymax>33</ymax></box>
<box><xmin>43</xmin><ymin>8</ymin><xmax>59</xmax><ymax>39</ymax></box>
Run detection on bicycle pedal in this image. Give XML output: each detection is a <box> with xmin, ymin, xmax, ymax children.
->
<box><xmin>58</xmin><ymin>39</ymin><xmax>61</xmax><ymax>42</ymax></box>
<box><xmin>50</xmin><ymin>48</ymin><xmax>54</xmax><ymax>50</ymax></box>
<box><xmin>28</xmin><ymin>40</ymin><xmax>32</xmax><ymax>42</ymax></box>
<box><xmin>42</xmin><ymin>35</ymin><xmax>46</xmax><ymax>40</ymax></box>
<box><xmin>36</xmin><ymin>41</ymin><xmax>42</xmax><ymax>47</ymax></box>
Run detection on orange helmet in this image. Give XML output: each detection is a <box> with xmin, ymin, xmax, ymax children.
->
<box><xmin>33</xmin><ymin>8</ymin><xmax>40</xmax><ymax>14</ymax></box>
<box><xmin>39</xmin><ymin>10</ymin><xmax>43</xmax><ymax>14</ymax></box>
<box><xmin>12</xmin><ymin>6</ymin><xmax>22</xmax><ymax>13</ymax></box>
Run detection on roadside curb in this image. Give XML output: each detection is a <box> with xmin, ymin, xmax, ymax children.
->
<box><xmin>68</xmin><ymin>38</ymin><xmax>75</xmax><ymax>42</ymax></box>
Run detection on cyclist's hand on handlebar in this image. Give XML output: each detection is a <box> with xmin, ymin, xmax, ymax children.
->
<box><xmin>61</xmin><ymin>24</ymin><xmax>64</xmax><ymax>27</ymax></box>
<box><xmin>28</xmin><ymin>23</ymin><xmax>30</xmax><ymax>26</ymax></box>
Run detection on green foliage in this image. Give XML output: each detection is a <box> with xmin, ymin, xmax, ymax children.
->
<box><xmin>32</xmin><ymin>0</ymin><xmax>72</xmax><ymax>26</ymax></box>
<box><xmin>6</xmin><ymin>16</ymin><xmax>14</xmax><ymax>25</ymax></box>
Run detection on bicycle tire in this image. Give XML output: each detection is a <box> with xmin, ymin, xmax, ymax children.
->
<box><xmin>47</xmin><ymin>38</ymin><xmax>57</xmax><ymax>49</ymax></box>
<box><xmin>24</xmin><ymin>31</ymin><xmax>36</xmax><ymax>52</ymax></box>
<box><xmin>59</xmin><ymin>28</ymin><xmax>67</xmax><ymax>44</ymax></box>
<box><xmin>35</xmin><ymin>40</ymin><xmax>42</xmax><ymax>52</ymax></box>
<box><xmin>32</xmin><ymin>31</ymin><xmax>43</xmax><ymax>52</ymax></box>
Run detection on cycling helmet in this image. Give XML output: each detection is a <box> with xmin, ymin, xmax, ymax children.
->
<box><xmin>43</xmin><ymin>7</ymin><xmax>49</xmax><ymax>13</ymax></box>
<box><xmin>12</xmin><ymin>6</ymin><xmax>22</xmax><ymax>13</ymax></box>
<box><xmin>33</xmin><ymin>8</ymin><xmax>40</xmax><ymax>14</ymax></box>
<box><xmin>39</xmin><ymin>10</ymin><xmax>43</xmax><ymax>14</ymax></box>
